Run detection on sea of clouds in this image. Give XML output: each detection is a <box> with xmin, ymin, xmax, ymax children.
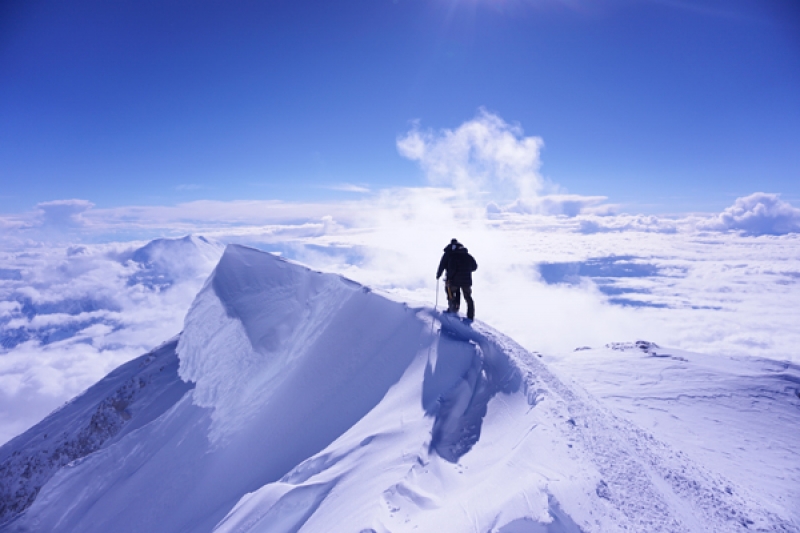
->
<box><xmin>1</xmin><ymin>110</ymin><xmax>799</xmax><ymax>445</ymax></box>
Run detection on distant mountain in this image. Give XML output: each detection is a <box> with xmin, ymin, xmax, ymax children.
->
<box><xmin>1</xmin><ymin>245</ymin><xmax>796</xmax><ymax>532</ymax></box>
<box><xmin>0</xmin><ymin>235</ymin><xmax>223</xmax><ymax>350</ymax></box>
<box><xmin>125</xmin><ymin>234</ymin><xmax>224</xmax><ymax>290</ymax></box>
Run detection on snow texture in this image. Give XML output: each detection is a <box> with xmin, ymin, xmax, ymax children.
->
<box><xmin>0</xmin><ymin>337</ymin><xmax>192</xmax><ymax>526</ymax></box>
<box><xmin>1</xmin><ymin>245</ymin><xmax>797</xmax><ymax>532</ymax></box>
<box><xmin>548</xmin><ymin>342</ymin><xmax>800</xmax><ymax>526</ymax></box>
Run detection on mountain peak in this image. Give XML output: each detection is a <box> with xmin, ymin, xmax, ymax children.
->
<box><xmin>177</xmin><ymin>244</ymin><xmax>423</xmax><ymax>444</ymax></box>
<box><xmin>127</xmin><ymin>234</ymin><xmax>224</xmax><ymax>290</ymax></box>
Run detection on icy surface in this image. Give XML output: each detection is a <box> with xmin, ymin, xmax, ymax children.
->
<box><xmin>2</xmin><ymin>245</ymin><xmax>798</xmax><ymax>532</ymax></box>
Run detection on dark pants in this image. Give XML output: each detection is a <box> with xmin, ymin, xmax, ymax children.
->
<box><xmin>446</xmin><ymin>283</ymin><xmax>474</xmax><ymax>320</ymax></box>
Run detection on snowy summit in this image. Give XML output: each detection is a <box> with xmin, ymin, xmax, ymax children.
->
<box><xmin>1</xmin><ymin>245</ymin><xmax>797</xmax><ymax>532</ymax></box>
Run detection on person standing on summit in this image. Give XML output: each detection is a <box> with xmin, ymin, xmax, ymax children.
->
<box><xmin>436</xmin><ymin>239</ymin><xmax>478</xmax><ymax>320</ymax></box>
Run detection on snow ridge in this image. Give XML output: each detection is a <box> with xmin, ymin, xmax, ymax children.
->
<box><xmin>177</xmin><ymin>245</ymin><xmax>367</xmax><ymax>442</ymax></box>
<box><xmin>0</xmin><ymin>338</ymin><xmax>191</xmax><ymax>527</ymax></box>
<box><xmin>127</xmin><ymin>234</ymin><xmax>224</xmax><ymax>289</ymax></box>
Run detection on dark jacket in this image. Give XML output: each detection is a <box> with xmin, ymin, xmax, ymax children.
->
<box><xmin>437</xmin><ymin>244</ymin><xmax>478</xmax><ymax>287</ymax></box>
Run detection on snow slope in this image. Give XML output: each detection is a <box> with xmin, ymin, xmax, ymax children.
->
<box><xmin>0</xmin><ymin>337</ymin><xmax>192</xmax><ymax>525</ymax></box>
<box><xmin>2</xmin><ymin>245</ymin><xmax>797</xmax><ymax>532</ymax></box>
<box><xmin>547</xmin><ymin>342</ymin><xmax>800</xmax><ymax>525</ymax></box>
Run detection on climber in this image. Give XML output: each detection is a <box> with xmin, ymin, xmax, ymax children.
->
<box><xmin>436</xmin><ymin>238</ymin><xmax>478</xmax><ymax>320</ymax></box>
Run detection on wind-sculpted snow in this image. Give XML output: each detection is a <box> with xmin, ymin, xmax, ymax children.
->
<box><xmin>425</xmin><ymin>313</ymin><xmax>522</xmax><ymax>462</ymax></box>
<box><xmin>212</xmin><ymin>319</ymin><xmax>798</xmax><ymax>533</ymax></box>
<box><xmin>178</xmin><ymin>244</ymin><xmax>427</xmax><ymax>445</ymax></box>
<box><xmin>548</xmin><ymin>343</ymin><xmax>800</xmax><ymax>527</ymax></box>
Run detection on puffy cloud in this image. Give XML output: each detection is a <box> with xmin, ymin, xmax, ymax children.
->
<box><xmin>2</xmin><ymin>117</ymin><xmax>800</xmax><ymax>447</ymax></box>
<box><xmin>397</xmin><ymin>109</ymin><xmax>545</xmax><ymax>204</ymax></box>
<box><xmin>397</xmin><ymin>111</ymin><xmax>616</xmax><ymax>217</ymax></box>
<box><xmin>3</xmin><ymin>201</ymin><xmax>800</xmax><ymax>446</ymax></box>
<box><xmin>0</xmin><ymin>199</ymin><xmax>97</xmax><ymax>246</ymax></box>
<box><xmin>700</xmin><ymin>193</ymin><xmax>800</xmax><ymax>236</ymax></box>
<box><xmin>36</xmin><ymin>199</ymin><xmax>94</xmax><ymax>228</ymax></box>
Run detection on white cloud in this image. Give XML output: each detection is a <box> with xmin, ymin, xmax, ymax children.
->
<box><xmin>87</xmin><ymin>199</ymin><xmax>360</xmax><ymax>231</ymax></box>
<box><xmin>496</xmin><ymin>194</ymin><xmax>614</xmax><ymax>217</ymax></box>
<box><xmin>575</xmin><ymin>214</ymin><xmax>680</xmax><ymax>234</ymax></box>
<box><xmin>0</xmin><ymin>218</ymin><xmax>25</xmax><ymax>231</ymax></box>
<box><xmin>699</xmin><ymin>192</ymin><xmax>800</xmax><ymax>235</ymax></box>
<box><xmin>0</xmin><ymin>236</ymin><xmax>223</xmax><ymax>444</ymax></box>
<box><xmin>397</xmin><ymin>109</ymin><xmax>546</xmax><ymax>204</ymax></box>
<box><xmin>326</xmin><ymin>184</ymin><xmax>371</xmax><ymax>193</ymax></box>
<box><xmin>36</xmin><ymin>199</ymin><xmax>94</xmax><ymax>228</ymax></box>
<box><xmin>3</xmin><ymin>202</ymin><xmax>800</xmax><ymax>446</ymax></box>
<box><xmin>397</xmin><ymin>110</ymin><xmax>616</xmax><ymax>217</ymax></box>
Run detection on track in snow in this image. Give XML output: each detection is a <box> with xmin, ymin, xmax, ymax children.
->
<box><xmin>475</xmin><ymin>322</ymin><xmax>797</xmax><ymax>533</ymax></box>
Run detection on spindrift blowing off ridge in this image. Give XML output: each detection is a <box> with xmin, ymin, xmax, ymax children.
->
<box><xmin>436</xmin><ymin>238</ymin><xmax>478</xmax><ymax>321</ymax></box>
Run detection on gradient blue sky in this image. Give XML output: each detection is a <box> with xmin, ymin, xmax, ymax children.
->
<box><xmin>2</xmin><ymin>0</ymin><xmax>798</xmax><ymax>214</ymax></box>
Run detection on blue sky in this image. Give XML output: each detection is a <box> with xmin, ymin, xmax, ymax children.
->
<box><xmin>1</xmin><ymin>0</ymin><xmax>798</xmax><ymax>214</ymax></box>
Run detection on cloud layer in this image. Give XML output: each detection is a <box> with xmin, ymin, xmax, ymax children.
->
<box><xmin>0</xmin><ymin>236</ymin><xmax>222</xmax><ymax>444</ymax></box>
<box><xmin>2</xmin><ymin>196</ymin><xmax>800</xmax><ymax>445</ymax></box>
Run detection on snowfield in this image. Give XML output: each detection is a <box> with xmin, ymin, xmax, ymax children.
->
<box><xmin>1</xmin><ymin>245</ymin><xmax>797</xmax><ymax>532</ymax></box>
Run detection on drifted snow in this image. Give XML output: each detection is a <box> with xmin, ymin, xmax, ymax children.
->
<box><xmin>2</xmin><ymin>245</ymin><xmax>797</xmax><ymax>532</ymax></box>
